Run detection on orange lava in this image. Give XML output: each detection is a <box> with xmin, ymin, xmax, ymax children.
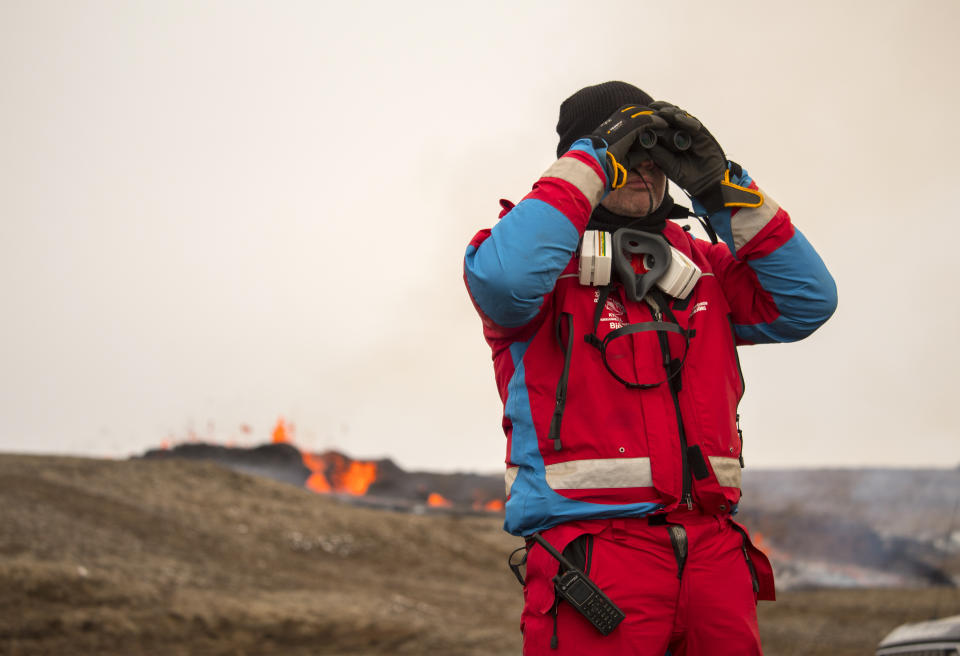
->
<box><xmin>298</xmin><ymin>443</ymin><xmax>377</xmax><ymax>496</ymax></box>
<box><xmin>341</xmin><ymin>461</ymin><xmax>377</xmax><ymax>496</ymax></box>
<box><xmin>301</xmin><ymin>452</ymin><xmax>333</xmax><ymax>492</ymax></box>
<box><xmin>427</xmin><ymin>492</ymin><xmax>453</xmax><ymax>508</ymax></box>
<box><xmin>749</xmin><ymin>531</ymin><xmax>791</xmax><ymax>561</ymax></box>
<box><xmin>164</xmin><ymin>417</ymin><xmax>379</xmax><ymax>498</ymax></box>
<box><xmin>271</xmin><ymin>417</ymin><xmax>291</xmax><ymax>444</ymax></box>
<box><xmin>753</xmin><ymin>531</ymin><xmax>769</xmax><ymax>555</ymax></box>
<box><xmin>305</xmin><ymin>471</ymin><xmax>332</xmax><ymax>493</ymax></box>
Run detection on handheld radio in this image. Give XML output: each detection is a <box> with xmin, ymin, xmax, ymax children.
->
<box><xmin>531</xmin><ymin>533</ymin><xmax>626</xmax><ymax>635</ymax></box>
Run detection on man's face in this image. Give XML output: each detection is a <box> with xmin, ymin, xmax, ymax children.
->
<box><xmin>600</xmin><ymin>159</ymin><xmax>668</xmax><ymax>217</ymax></box>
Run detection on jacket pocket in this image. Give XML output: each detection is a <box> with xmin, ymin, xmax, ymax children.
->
<box><xmin>522</xmin><ymin>529</ymin><xmax>596</xmax><ymax>620</ymax></box>
<box><xmin>523</xmin><ymin>538</ymin><xmax>561</xmax><ymax>616</ymax></box>
<box><xmin>729</xmin><ymin>520</ymin><xmax>776</xmax><ymax>602</ymax></box>
<box><xmin>561</xmin><ymin>533</ymin><xmax>594</xmax><ymax>575</ymax></box>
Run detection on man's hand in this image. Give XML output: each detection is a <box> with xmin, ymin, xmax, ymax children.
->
<box><xmin>589</xmin><ymin>105</ymin><xmax>668</xmax><ymax>189</ymax></box>
<box><xmin>644</xmin><ymin>102</ymin><xmax>764</xmax><ymax>214</ymax></box>
<box><xmin>645</xmin><ymin>102</ymin><xmax>727</xmax><ymax>203</ymax></box>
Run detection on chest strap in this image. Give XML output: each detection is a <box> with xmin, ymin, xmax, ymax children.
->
<box><xmin>547</xmin><ymin>312</ymin><xmax>575</xmax><ymax>451</ymax></box>
<box><xmin>584</xmin><ymin>287</ymin><xmax>694</xmax><ymax>390</ymax></box>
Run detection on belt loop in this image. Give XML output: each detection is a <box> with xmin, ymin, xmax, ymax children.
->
<box><xmin>612</xmin><ymin>518</ymin><xmax>628</xmax><ymax>540</ymax></box>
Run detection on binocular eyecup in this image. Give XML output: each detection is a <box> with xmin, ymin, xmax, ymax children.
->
<box><xmin>637</xmin><ymin>129</ymin><xmax>691</xmax><ymax>152</ymax></box>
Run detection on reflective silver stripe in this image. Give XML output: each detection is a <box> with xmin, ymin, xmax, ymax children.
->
<box><xmin>709</xmin><ymin>456</ymin><xmax>742</xmax><ymax>488</ymax></box>
<box><xmin>540</xmin><ymin>156</ymin><xmax>605</xmax><ymax>208</ymax></box>
<box><xmin>545</xmin><ymin>457</ymin><xmax>652</xmax><ymax>490</ymax></box>
<box><xmin>505</xmin><ymin>466</ymin><xmax>519</xmax><ymax>497</ymax></box>
<box><xmin>731</xmin><ymin>188</ymin><xmax>779</xmax><ymax>252</ymax></box>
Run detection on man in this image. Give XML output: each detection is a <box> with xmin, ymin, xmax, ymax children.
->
<box><xmin>463</xmin><ymin>81</ymin><xmax>837</xmax><ymax>655</ymax></box>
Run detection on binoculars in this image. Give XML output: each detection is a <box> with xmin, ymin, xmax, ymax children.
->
<box><xmin>637</xmin><ymin>128</ymin><xmax>691</xmax><ymax>151</ymax></box>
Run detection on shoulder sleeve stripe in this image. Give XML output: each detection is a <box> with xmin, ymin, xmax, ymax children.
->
<box><xmin>540</xmin><ymin>155</ymin><xmax>606</xmax><ymax>208</ymax></box>
<box><xmin>739</xmin><ymin>207</ymin><xmax>795</xmax><ymax>260</ymax></box>
<box><xmin>730</xmin><ymin>187</ymin><xmax>781</xmax><ymax>252</ymax></box>
<box><xmin>523</xmin><ymin>177</ymin><xmax>594</xmax><ymax>233</ymax></box>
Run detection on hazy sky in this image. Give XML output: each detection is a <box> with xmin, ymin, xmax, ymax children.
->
<box><xmin>2</xmin><ymin>0</ymin><xmax>958</xmax><ymax>472</ymax></box>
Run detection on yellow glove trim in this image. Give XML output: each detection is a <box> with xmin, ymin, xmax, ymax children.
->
<box><xmin>606</xmin><ymin>151</ymin><xmax>628</xmax><ymax>190</ymax></box>
<box><xmin>720</xmin><ymin>169</ymin><xmax>765</xmax><ymax>208</ymax></box>
<box><xmin>629</xmin><ymin>110</ymin><xmax>654</xmax><ymax>118</ymax></box>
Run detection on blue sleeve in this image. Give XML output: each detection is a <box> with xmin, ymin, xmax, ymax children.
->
<box><xmin>732</xmin><ymin>229</ymin><xmax>838</xmax><ymax>343</ymax></box>
<box><xmin>699</xmin><ymin>167</ymin><xmax>838</xmax><ymax>344</ymax></box>
<box><xmin>464</xmin><ymin>198</ymin><xmax>581</xmax><ymax>329</ymax></box>
<box><xmin>464</xmin><ymin>141</ymin><xmax>608</xmax><ymax>329</ymax></box>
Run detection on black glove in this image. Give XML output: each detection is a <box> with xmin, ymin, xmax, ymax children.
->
<box><xmin>646</xmin><ymin>102</ymin><xmax>762</xmax><ymax>213</ymax></box>
<box><xmin>589</xmin><ymin>105</ymin><xmax>668</xmax><ymax>189</ymax></box>
<box><xmin>646</xmin><ymin>102</ymin><xmax>727</xmax><ymax>201</ymax></box>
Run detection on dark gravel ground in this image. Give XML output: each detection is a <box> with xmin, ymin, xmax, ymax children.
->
<box><xmin>0</xmin><ymin>454</ymin><xmax>956</xmax><ymax>655</ymax></box>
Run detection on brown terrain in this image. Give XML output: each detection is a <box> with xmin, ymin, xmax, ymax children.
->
<box><xmin>1</xmin><ymin>452</ymin><xmax>958</xmax><ymax>656</ymax></box>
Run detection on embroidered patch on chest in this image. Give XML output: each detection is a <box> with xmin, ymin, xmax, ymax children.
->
<box><xmin>593</xmin><ymin>289</ymin><xmax>626</xmax><ymax>329</ymax></box>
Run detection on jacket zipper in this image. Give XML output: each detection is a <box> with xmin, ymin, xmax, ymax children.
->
<box><xmin>728</xmin><ymin>316</ymin><xmax>746</xmax><ymax>468</ymax></box>
<box><xmin>652</xmin><ymin>305</ymin><xmax>693</xmax><ymax>510</ymax></box>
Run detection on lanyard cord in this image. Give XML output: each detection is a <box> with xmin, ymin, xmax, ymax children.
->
<box><xmin>584</xmin><ymin>287</ymin><xmax>694</xmax><ymax>390</ymax></box>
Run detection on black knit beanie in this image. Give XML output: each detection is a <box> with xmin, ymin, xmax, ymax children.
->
<box><xmin>556</xmin><ymin>81</ymin><xmax>654</xmax><ymax>158</ymax></box>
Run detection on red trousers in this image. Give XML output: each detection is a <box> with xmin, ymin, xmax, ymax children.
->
<box><xmin>520</xmin><ymin>510</ymin><xmax>774</xmax><ymax>656</ymax></box>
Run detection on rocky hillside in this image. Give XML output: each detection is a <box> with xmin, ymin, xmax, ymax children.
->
<box><xmin>142</xmin><ymin>443</ymin><xmax>960</xmax><ymax>589</ymax></box>
<box><xmin>1</xmin><ymin>453</ymin><xmax>958</xmax><ymax>656</ymax></box>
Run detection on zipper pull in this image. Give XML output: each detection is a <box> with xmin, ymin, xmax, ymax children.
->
<box><xmin>685</xmin><ymin>493</ymin><xmax>693</xmax><ymax>510</ymax></box>
<box><xmin>654</xmin><ymin>305</ymin><xmax>671</xmax><ymax>368</ymax></box>
<box><xmin>645</xmin><ymin>295</ymin><xmax>662</xmax><ymax>321</ymax></box>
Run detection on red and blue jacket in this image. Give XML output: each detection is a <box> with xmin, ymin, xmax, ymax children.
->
<box><xmin>464</xmin><ymin>139</ymin><xmax>837</xmax><ymax>537</ymax></box>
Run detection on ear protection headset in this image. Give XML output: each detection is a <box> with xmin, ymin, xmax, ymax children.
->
<box><xmin>579</xmin><ymin>229</ymin><xmax>701</xmax><ymax>301</ymax></box>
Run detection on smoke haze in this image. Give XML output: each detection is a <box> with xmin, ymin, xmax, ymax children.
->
<box><xmin>1</xmin><ymin>1</ymin><xmax>958</xmax><ymax>471</ymax></box>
